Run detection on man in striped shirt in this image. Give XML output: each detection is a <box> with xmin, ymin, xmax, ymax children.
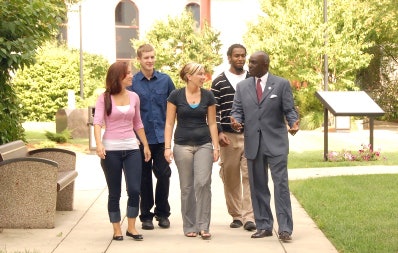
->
<box><xmin>211</xmin><ymin>44</ymin><xmax>256</xmax><ymax>231</ymax></box>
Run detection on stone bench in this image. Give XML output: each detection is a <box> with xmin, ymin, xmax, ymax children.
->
<box><xmin>0</xmin><ymin>140</ymin><xmax>78</xmax><ymax>229</ymax></box>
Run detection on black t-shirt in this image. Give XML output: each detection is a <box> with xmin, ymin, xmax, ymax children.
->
<box><xmin>167</xmin><ymin>87</ymin><xmax>216</xmax><ymax>146</ymax></box>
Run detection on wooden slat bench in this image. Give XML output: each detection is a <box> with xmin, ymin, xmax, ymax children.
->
<box><xmin>0</xmin><ymin>140</ymin><xmax>78</xmax><ymax>229</ymax></box>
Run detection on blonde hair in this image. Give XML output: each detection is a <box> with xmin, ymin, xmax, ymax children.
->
<box><xmin>179</xmin><ymin>62</ymin><xmax>204</xmax><ymax>82</ymax></box>
<box><xmin>137</xmin><ymin>44</ymin><xmax>154</xmax><ymax>58</ymax></box>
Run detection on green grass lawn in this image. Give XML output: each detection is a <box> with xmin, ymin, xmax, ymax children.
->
<box><xmin>287</xmin><ymin>150</ymin><xmax>398</xmax><ymax>252</ymax></box>
<box><xmin>289</xmin><ymin>150</ymin><xmax>398</xmax><ymax>168</ymax></box>
<box><xmin>290</xmin><ymin>174</ymin><xmax>398</xmax><ymax>253</ymax></box>
<box><xmin>25</xmin><ymin>130</ymin><xmax>88</xmax><ymax>146</ymax></box>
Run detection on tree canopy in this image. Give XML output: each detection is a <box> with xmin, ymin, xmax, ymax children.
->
<box><xmin>244</xmin><ymin>0</ymin><xmax>374</xmax><ymax>90</ymax></box>
<box><xmin>12</xmin><ymin>43</ymin><xmax>109</xmax><ymax>122</ymax></box>
<box><xmin>0</xmin><ymin>0</ymin><xmax>66</xmax><ymax>80</ymax></box>
<box><xmin>0</xmin><ymin>0</ymin><xmax>66</xmax><ymax>144</ymax></box>
<box><xmin>244</xmin><ymin>0</ymin><xmax>398</xmax><ymax>126</ymax></box>
<box><xmin>131</xmin><ymin>11</ymin><xmax>223</xmax><ymax>89</ymax></box>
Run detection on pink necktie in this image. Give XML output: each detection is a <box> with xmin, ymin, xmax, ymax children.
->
<box><xmin>256</xmin><ymin>78</ymin><xmax>262</xmax><ymax>102</ymax></box>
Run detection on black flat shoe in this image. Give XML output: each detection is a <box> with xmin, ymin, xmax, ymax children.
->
<box><xmin>126</xmin><ymin>230</ymin><xmax>143</xmax><ymax>240</ymax></box>
<box><xmin>112</xmin><ymin>235</ymin><xmax>123</xmax><ymax>241</ymax></box>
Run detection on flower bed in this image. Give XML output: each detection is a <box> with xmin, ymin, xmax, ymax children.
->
<box><xmin>327</xmin><ymin>144</ymin><xmax>382</xmax><ymax>162</ymax></box>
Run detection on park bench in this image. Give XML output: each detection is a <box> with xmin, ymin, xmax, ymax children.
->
<box><xmin>0</xmin><ymin>140</ymin><xmax>78</xmax><ymax>229</ymax></box>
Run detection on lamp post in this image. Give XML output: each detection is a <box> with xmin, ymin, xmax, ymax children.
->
<box><xmin>79</xmin><ymin>3</ymin><xmax>84</xmax><ymax>99</ymax></box>
<box><xmin>323</xmin><ymin>0</ymin><xmax>328</xmax><ymax>91</ymax></box>
<box><xmin>323</xmin><ymin>0</ymin><xmax>329</xmax><ymax>160</ymax></box>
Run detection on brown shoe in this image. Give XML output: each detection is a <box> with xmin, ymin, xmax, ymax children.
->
<box><xmin>278</xmin><ymin>231</ymin><xmax>292</xmax><ymax>241</ymax></box>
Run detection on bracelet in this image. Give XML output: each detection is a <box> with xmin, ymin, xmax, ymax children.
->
<box><xmin>165</xmin><ymin>147</ymin><xmax>171</xmax><ymax>149</ymax></box>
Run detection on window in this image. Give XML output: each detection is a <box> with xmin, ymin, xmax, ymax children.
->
<box><xmin>115</xmin><ymin>0</ymin><xmax>138</xmax><ymax>61</ymax></box>
<box><xmin>186</xmin><ymin>3</ymin><xmax>200</xmax><ymax>29</ymax></box>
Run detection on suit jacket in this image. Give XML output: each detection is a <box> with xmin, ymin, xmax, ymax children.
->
<box><xmin>231</xmin><ymin>73</ymin><xmax>298</xmax><ymax>160</ymax></box>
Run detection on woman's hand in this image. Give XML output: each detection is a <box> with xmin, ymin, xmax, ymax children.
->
<box><xmin>96</xmin><ymin>143</ymin><xmax>106</xmax><ymax>159</ymax></box>
<box><xmin>213</xmin><ymin>148</ymin><xmax>220</xmax><ymax>162</ymax></box>
<box><xmin>164</xmin><ymin>148</ymin><xmax>173</xmax><ymax>163</ymax></box>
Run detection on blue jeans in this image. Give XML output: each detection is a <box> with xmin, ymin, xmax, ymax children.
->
<box><xmin>100</xmin><ymin>149</ymin><xmax>142</xmax><ymax>223</ymax></box>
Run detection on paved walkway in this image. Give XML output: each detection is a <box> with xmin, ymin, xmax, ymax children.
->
<box><xmin>1</xmin><ymin>125</ymin><xmax>397</xmax><ymax>253</ymax></box>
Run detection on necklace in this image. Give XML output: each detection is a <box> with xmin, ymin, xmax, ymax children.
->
<box><xmin>187</xmin><ymin>87</ymin><xmax>200</xmax><ymax>104</ymax></box>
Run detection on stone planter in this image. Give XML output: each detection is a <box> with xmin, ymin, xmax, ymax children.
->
<box><xmin>56</xmin><ymin>108</ymin><xmax>89</xmax><ymax>138</ymax></box>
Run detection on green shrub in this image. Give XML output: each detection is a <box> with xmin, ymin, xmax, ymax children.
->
<box><xmin>299</xmin><ymin>111</ymin><xmax>324</xmax><ymax>130</ymax></box>
<box><xmin>370</xmin><ymin>79</ymin><xmax>398</xmax><ymax>121</ymax></box>
<box><xmin>12</xmin><ymin>42</ymin><xmax>109</xmax><ymax>122</ymax></box>
<box><xmin>292</xmin><ymin>85</ymin><xmax>324</xmax><ymax>130</ymax></box>
<box><xmin>45</xmin><ymin>129</ymin><xmax>71</xmax><ymax>143</ymax></box>
<box><xmin>0</xmin><ymin>83</ymin><xmax>26</xmax><ymax>144</ymax></box>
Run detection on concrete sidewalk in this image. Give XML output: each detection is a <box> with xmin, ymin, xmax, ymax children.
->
<box><xmin>1</xmin><ymin>153</ymin><xmax>340</xmax><ymax>253</ymax></box>
<box><xmin>1</xmin><ymin>126</ymin><xmax>397</xmax><ymax>252</ymax></box>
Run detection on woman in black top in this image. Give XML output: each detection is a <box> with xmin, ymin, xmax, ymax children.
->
<box><xmin>164</xmin><ymin>62</ymin><xmax>220</xmax><ymax>239</ymax></box>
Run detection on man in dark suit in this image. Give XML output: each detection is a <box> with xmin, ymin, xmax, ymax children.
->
<box><xmin>230</xmin><ymin>51</ymin><xmax>299</xmax><ymax>242</ymax></box>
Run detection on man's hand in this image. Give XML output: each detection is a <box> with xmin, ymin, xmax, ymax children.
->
<box><xmin>230</xmin><ymin>116</ymin><xmax>243</xmax><ymax>133</ymax></box>
<box><xmin>288</xmin><ymin>120</ymin><xmax>300</xmax><ymax>136</ymax></box>
<box><xmin>218</xmin><ymin>132</ymin><xmax>230</xmax><ymax>147</ymax></box>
